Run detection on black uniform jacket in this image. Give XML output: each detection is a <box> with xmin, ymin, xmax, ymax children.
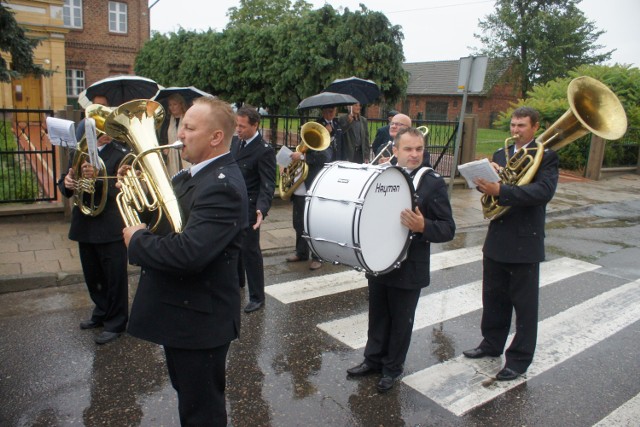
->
<box><xmin>483</xmin><ymin>143</ymin><xmax>559</xmax><ymax>264</ymax></box>
<box><xmin>127</xmin><ymin>153</ymin><xmax>249</xmax><ymax>349</ymax></box>
<box><xmin>368</xmin><ymin>167</ymin><xmax>456</xmax><ymax>289</ymax></box>
<box><xmin>230</xmin><ymin>133</ymin><xmax>276</xmax><ymax>221</ymax></box>
<box><xmin>57</xmin><ymin>141</ymin><xmax>129</xmax><ymax>244</ymax></box>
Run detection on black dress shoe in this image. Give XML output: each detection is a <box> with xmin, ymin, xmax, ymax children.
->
<box><xmin>376</xmin><ymin>375</ymin><xmax>396</xmax><ymax>393</ymax></box>
<box><xmin>244</xmin><ymin>301</ymin><xmax>264</xmax><ymax>313</ymax></box>
<box><xmin>346</xmin><ymin>362</ymin><xmax>380</xmax><ymax>377</ymax></box>
<box><xmin>80</xmin><ymin>319</ymin><xmax>102</xmax><ymax>330</ymax></box>
<box><xmin>94</xmin><ymin>331</ymin><xmax>121</xmax><ymax>345</ymax></box>
<box><xmin>496</xmin><ymin>367</ymin><xmax>520</xmax><ymax>381</ymax></box>
<box><xmin>463</xmin><ymin>347</ymin><xmax>499</xmax><ymax>359</ymax></box>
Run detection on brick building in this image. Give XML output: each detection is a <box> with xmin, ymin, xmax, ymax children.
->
<box><xmin>369</xmin><ymin>58</ymin><xmax>521</xmax><ymax>128</ymax></box>
<box><xmin>1</xmin><ymin>0</ymin><xmax>150</xmax><ymax>110</ymax></box>
<box><xmin>64</xmin><ymin>0</ymin><xmax>151</xmax><ymax>106</ymax></box>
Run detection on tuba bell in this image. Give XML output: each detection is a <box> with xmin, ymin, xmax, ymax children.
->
<box><xmin>279</xmin><ymin>121</ymin><xmax>331</xmax><ymax>201</ymax></box>
<box><xmin>70</xmin><ymin>104</ymin><xmax>111</xmax><ymax>216</ymax></box>
<box><xmin>481</xmin><ymin>76</ymin><xmax>628</xmax><ymax>220</ymax></box>
<box><xmin>103</xmin><ymin>100</ymin><xmax>184</xmax><ymax>233</ymax></box>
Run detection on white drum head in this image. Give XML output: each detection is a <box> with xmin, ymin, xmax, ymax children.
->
<box><xmin>358</xmin><ymin>167</ymin><xmax>413</xmax><ymax>272</ymax></box>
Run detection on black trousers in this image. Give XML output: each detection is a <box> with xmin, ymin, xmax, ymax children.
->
<box><xmin>364</xmin><ymin>280</ymin><xmax>421</xmax><ymax>378</ymax></box>
<box><xmin>78</xmin><ymin>240</ymin><xmax>128</xmax><ymax>333</ymax></box>
<box><xmin>479</xmin><ymin>256</ymin><xmax>540</xmax><ymax>373</ymax></box>
<box><xmin>238</xmin><ymin>223</ymin><xmax>265</xmax><ymax>303</ymax></box>
<box><xmin>292</xmin><ymin>195</ymin><xmax>318</xmax><ymax>261</ymax></box>
<box><xmin>164</xmin><ymin>343</ymin><xmax>230</xmax><ymax>427</ymax></box>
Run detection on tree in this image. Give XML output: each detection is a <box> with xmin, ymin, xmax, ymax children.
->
<box><xmin>475</xmin><ymin>0</ymin><xmax>612</xmax><ymax>95</ymax></box>
<box><xmin>135</xmin><ymin>4</ymin><xmax>407</xmax><ymax>113</ymax></box>
<box><xmin>226</xmin><ymin>0</ymin><xmax>312</xmax><ymax>28</ymax></box>
<box><xmin>0</xmin><ymin>4</ymin><xmax>52</xmax><ymax>82</ymax></box>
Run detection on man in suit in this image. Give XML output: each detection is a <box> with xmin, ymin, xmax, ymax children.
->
<box><xmin>463</xmin><ymin>106</ymin><xmax>559</xmax><ymax>381</ymax></box>
<box><xmin>231</xmin><ymin>106</ymin><xmax>276</xmax><ymax>313</ymax></box>
<box><xmin>286</xmin><ymin>110</ymin><xmax>336</xmax><ymax>271</ymax></box>
<box><xmin>123</xmin><ymin>97</ymin><xmax>248</xmax><ymax>426</ymax></box>
<box><xmin>371</xmin><ymin>109</ymin><xmax>399</xmax><ymax>156</ymax></box>
<box><xmin>58</xmin><ymin>94</ymin><xmax>129</xmax><ymax>345</ymax></box>
<box><xmin>347</xmin><ymin>127</ymin><xmax>456</xmax><ymax>392</ymax></box>
<box><xmin>338</xmin><ymin>102</ymin><xmax>369</xmax><ymax>163</ymax></box>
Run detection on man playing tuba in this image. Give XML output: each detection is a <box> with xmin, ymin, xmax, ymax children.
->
<box><xmin>463</xmin><ymin>106</ymin><xmax>559</xmax><ymax>381</ymax></box>
<box><xmin>57</xmin><ymin>94</ymin><xmax>130</xmax><ymax>345</ymax></box>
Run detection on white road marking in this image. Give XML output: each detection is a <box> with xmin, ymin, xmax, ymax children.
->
<box><xmin>402</xmin><ymin>279</ymin><xmax>640</xmax><ymax>416</ymax></box>
<box><xmin>319</xmin><ymin>257</ymin><xmax>600</xmax><ymax>349</ymax></box>
<box><xmin>266</xmin><ymin>246</ymin><xmax>483</xmax><ymax>304</ymax></box>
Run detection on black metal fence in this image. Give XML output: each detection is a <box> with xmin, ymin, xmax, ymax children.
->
<box><xmin>258</xmin><ymin>115</ymin><xmax>460</xmax><ymax>177</ymax></box>
<box><xmin>0</xmin><ymin>109</ymin><xmax>57</xmax><ymax>203</ymax></box>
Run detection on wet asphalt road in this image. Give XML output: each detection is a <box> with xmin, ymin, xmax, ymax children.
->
<box><xmin>1</xmin><ymin>200</ymin><xmax>639</xmax><ymax>427</ymax></box>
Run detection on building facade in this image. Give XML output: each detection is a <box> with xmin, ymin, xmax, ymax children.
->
<box><xmin>368</xmin><ymin>59</ymin><xmax>521</xmax><ymax>128</ymax></box>
<box><xmin>1</xmin><ymin>0</ymin><xmax>150</xmax><ymax>110</ymax></box>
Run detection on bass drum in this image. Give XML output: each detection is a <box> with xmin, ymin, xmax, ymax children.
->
<box><xmin>304</xmin><ymin>161</ymin><xmax>413</xmax><ymax>274</ymax></box>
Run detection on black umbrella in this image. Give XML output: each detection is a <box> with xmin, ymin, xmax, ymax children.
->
<box><xmin>78</xmin><ymin>75</ymin><xmax>161</xmax><ymax>108</ymax></box>
<box><xmin>323</xmin><ymin>76</ymin><xmax>381</xmax><ymax>105</ymax></box>
<box><xmin>297</xmin><ymin>92</ymin><xmax>359</xmax><ymax>111</ymax></box>
<box><xmin>152</xmin><ymin>86</ymin><xmax>212</xmax><ymax>107</ymax></box>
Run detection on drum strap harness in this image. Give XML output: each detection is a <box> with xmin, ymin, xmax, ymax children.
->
<box><xmin>409</xmin><ymin>166</ymin><xmax>433</xmax><ymax>192</ymax></box>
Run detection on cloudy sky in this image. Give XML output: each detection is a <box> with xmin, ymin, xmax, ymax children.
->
<box><xmin>149</xmin><ymin>0</ymin><xmax>639</xmax><ymax>67</ymax></box>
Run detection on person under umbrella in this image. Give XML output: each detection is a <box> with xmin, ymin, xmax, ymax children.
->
<box><xmin>158</xmin><ymin>93</ymin><xmax>191</xmax><ymax>176</ymax></box>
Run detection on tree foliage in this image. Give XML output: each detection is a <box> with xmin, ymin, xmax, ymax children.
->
<box><xmin>475</xmin><ymin>0</ymin><xmax>613</xmax><ymax>95</ymax></box>
<box><xmin>0</xmin><ymin>4</ymin><xmax>52</xmax><ymax>82</ymax></box>
<box><xmin>136</xmin><ymin>4</ymin><xmax>406</xmax><ymax>113</ymax></box>
<box><xmin>226</xmin><ymin>0</ymin><xmax>312</xmax><ymax>28</ymax></box>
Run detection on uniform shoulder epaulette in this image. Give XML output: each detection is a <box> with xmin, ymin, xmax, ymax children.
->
<box><xmin>496</xmin><ymin>146</ymin><xmax>506</xmax><ymax>153</ymax></box>
<box><xmin>171</xmin><ymin>168</ymin><xmax>189</xmax><ymax>180</ymax></box>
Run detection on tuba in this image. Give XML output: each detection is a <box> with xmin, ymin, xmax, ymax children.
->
<box><xmin>481</xmin><ymin>76</ymin><xmax>627</xmax><ymax>220</ymax></box>
<box><xmin>103</xmin><ymin>100</ymin><xmax>184</xmax><ymax>233</ymax></box>
<box><xmin>279</xmin><ymin>121</ymin><xmax>331</xmax><ymax>201</ymax></box>
<box><xmin>70</xmin><ymin>104</ymin><xmax>111</xmax><ymax>216</ymax></box>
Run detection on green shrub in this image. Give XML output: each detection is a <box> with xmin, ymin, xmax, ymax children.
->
<box><xmin>0</xmin><ymin>121</ymin><xmax>39</xmax><ymax>202</ymax></box>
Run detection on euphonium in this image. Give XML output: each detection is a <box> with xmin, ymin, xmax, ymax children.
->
<box><xmin>279</xmin><ymin>121</ymin><xmax>331</xmax><ymax>201</ymax></box>
<box><xmin>103</xmin><ymin>99</ymin><xmax>184</xmax><ymax>233</ymax></box>
<box><xmin>481</xmin><ymin>76</ymin><xmax>627</xmax><ymax>220</ymax></box>
<box><xmin>70</xmin><ymin>104</ymin><xmax>111</xmax><ymax>216</ymax></box>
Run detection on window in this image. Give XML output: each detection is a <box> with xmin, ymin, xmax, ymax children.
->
<box><xmin>426</xmin><ymin>102</ymin><xmax>448</xmax><ymax>121</ymax></box>
<box><xmin>63</xmin><ymin>0</ymin><xmax>82</xmax><ymax>29</ymax></box>
<box><xmin>109</xmin><ymin>2</ymin><xmax>128</xmax><ymax>33</ymax></box>
<box><xmin>66</xmin><ymin>69</ymin><xmax>85</xmax><ymax>97</ymax></box>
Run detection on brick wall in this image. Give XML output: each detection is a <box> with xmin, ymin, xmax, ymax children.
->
<box><xmin>366</xmin><ymin>81</ymin><xmax>520</xmax><ymax>128</ymax></box>
<box><xmin>65</xmin><ymin>0</ymin><xmax>150</xmax><ymax>86</ymax></box>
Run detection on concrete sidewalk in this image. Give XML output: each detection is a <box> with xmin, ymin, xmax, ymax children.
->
<box><xmin>1</xmin><ymin>173</ymin><xmax>638</xmax><ymax>293</ymax></box>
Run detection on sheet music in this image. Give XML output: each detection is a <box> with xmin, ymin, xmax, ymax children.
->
<box><xmin>457</xmin><ymin>158</ymin><xmax>500</xmax><ymax>188</ymax></box>
<box><xmin>276</xmin><ymin>146</ymin><xmax>293</xmax><ymax>167</ymax></box>
<box><xmin>85</xmin><ymin>118</ymin><xmax>102</xmax><ymax>172</ymax></box>
<box><xmin>46</xmin><ymin>117</ymin><xmax>77</xmax><ymax>148</ymax></box>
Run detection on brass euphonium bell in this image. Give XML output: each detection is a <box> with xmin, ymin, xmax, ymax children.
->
<box><xmin>70</xmin><ymin>104</ymin><xmax>112</xmax><ymax>216</ymax></box>
<box><xmin>481</xmin><ymin>76</ymin><xmax>628</xmax><ymax>220</ymax></box>
<box><xmin>279</xmin><ymin>121</ymin><xmax>331</xmax><ymax>200</ymax></box>
<box><xmin>104</xmin><ymin>100</ymin><xmax>184</xmax><ymax>233</ymax></box>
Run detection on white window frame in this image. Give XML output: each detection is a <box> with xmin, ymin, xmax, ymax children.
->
<box><xmin>63</xmin><ymin>0</ymin><xmax>83</xmax><ymax>29</ymax></box>
<box><xmin>108</xmin><ymin>2</ymin><xmax>128</xmax><ymax>34</ymax></box>
<box><xmin>66</xmin><ymin>69</ymin><xmax>85</xmax><ymax>97</ymax></box>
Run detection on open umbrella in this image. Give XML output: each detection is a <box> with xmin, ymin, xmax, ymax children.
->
<box><xmin>297</xmin><ymin>92</ymin><xmax>359</xmax><ymax>111</ymax></box>
<box><xmin>152</xmin><ymin>86</ymin><xmax>212</xmax><ymax>107</ymax></box>
<box><xmin>78</xmin><ymin>75</ymin><xmax>162</xmax><ymax>108</ymax></box>
<box><xmin>323</xmin><ymin>76</ymin><xmax>381</xmax><ymax>105</ymax></box>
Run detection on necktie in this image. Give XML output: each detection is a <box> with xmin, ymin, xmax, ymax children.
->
<box><xmin>240</xmin><ymin>139</ymin><xmax>246</xmax><ymax>150</ymax></box>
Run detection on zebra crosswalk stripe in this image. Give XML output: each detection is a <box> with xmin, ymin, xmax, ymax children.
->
<box><xmin>318</xmin><ymin>257</ymin><xmax>600</xmax><ymax>349</ymax></box>
<box><xmin>592</xmin><ymin>391</ymin><xmax>640</xmax><ymax>426</ymax></box>
<box><xmin>266</xmin><ymin>245</ymin><xmax>484</xmax><ymax>304</ymax></box>
<box><xmin>402</xmin><ymin>279</ymin><xmax>640</xmax><ymax>416</ymax></box>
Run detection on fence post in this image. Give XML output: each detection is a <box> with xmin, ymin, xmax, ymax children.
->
<box><xmin>585</xmin><ymin>134</ymin><xmax>605</xmax><ymax>180</ymax></box>
<box><xmin>460</xmin><ymin>114</ymin><xmax>478</xmax><ymax>165</ymax></box>
<box><xmin>55</xmin><ymin>106</ymin><xmax>79</xmax><ymax>218</ymax></box>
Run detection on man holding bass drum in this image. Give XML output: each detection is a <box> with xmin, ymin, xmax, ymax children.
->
<box><xmin>347</xmin><ymin>127</ymin><xmax>456</xmax><ymax>392</ymax></box>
